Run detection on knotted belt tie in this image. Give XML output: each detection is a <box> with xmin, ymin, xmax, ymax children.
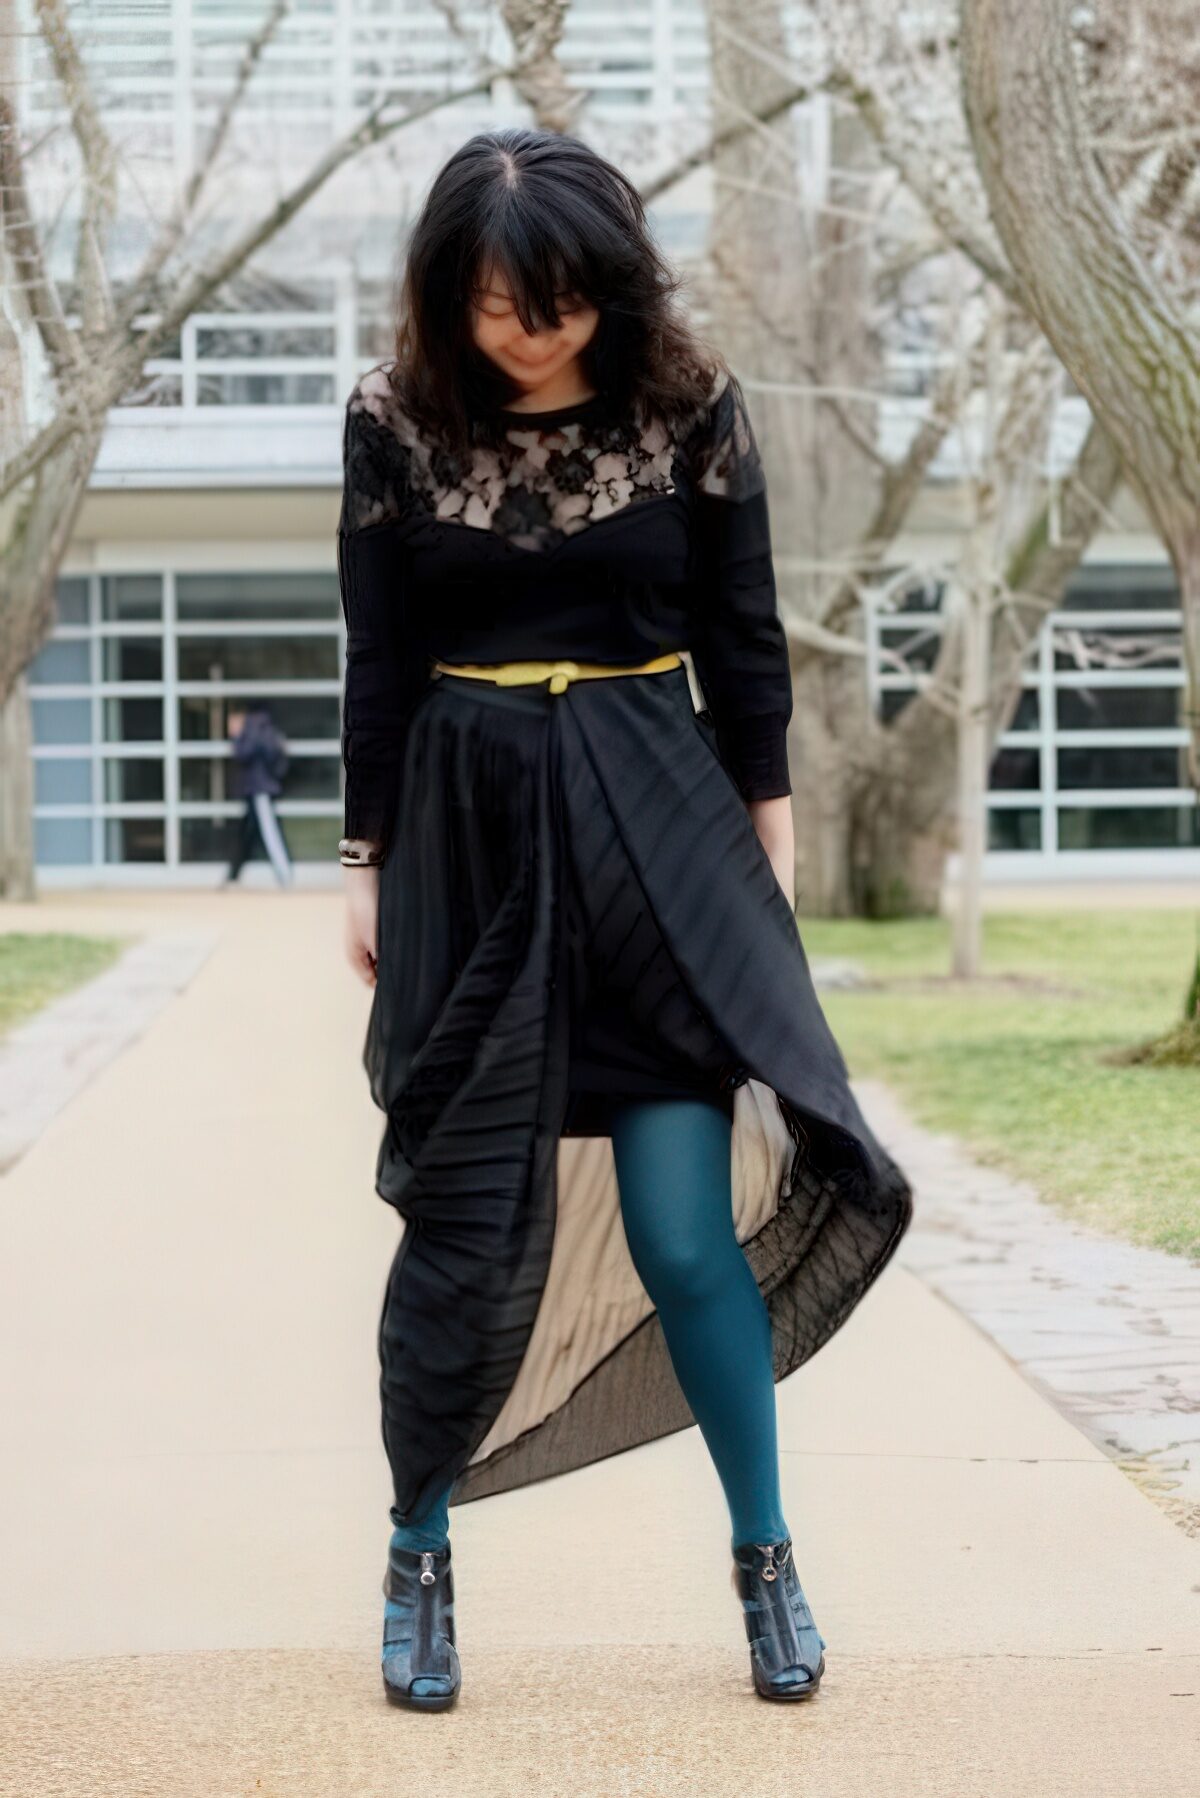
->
<box><xmin>432</xmin><ymin>651</ymin><xmax>682</xmax><ymax>696</ymax></box>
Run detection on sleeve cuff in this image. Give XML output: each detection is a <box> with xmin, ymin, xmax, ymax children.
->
<box><xmin>719</xmin><ymin>712</ymin><xmax>792</xmax><ymax>800</ymax></box>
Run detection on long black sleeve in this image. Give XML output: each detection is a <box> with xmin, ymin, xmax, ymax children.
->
<box><xmin>686</xmin><ymin>372</ymin><xmax>793</xmax><ymax>801</ymax></box>
<box><xmin>337</xmin><ymin>379</ymin><xmax>430</xmax><ymax>857</ymax></box>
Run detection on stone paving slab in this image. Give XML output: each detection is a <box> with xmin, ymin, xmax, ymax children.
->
<box><xmin>860</xmin><ymin>1076</ymin><xmax>1200</xmax><ymax>1529</ymax></box>
<box><xmin>0</xmin><ymin>930</ymin><xmax>217</xmax><ymax>1173</ymax></box>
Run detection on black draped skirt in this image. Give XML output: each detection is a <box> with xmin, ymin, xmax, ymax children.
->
<box><xmin>365</xmin><ymin>660</ymin><xmax>913</xmax><ymax>1526</ymax></box>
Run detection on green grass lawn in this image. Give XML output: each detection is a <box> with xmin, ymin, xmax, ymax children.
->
<box><xmin>0</xmin><ymin>932</ymin><xmax>131</xmax><ymax>1039</ymax></box>
<box><xmin>799</xmin><ymin>909</ymin><xmax>1200</xmax><ymax>1261</ymax></box>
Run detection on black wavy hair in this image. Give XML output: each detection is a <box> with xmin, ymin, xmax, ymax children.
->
<box><xmin>387</xmin><ymin>126</ymin><xmax>724</xmax><ymax>454</ymax></box>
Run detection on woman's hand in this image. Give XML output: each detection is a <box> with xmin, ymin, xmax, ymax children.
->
<box><xmin>746</xmin><ymin>794</ymin><xmax>796</xmax><ymax>912</ymax></box>
<box><xmin>343</xmin><ymin>864</ymin><xmax>381</xmax><ymax>985</ymax></box>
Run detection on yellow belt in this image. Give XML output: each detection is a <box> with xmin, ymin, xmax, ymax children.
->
<box><xmin>432</xmin><ymin>651</ymin><xmax>681</xmax><ymax>696</ymax></box>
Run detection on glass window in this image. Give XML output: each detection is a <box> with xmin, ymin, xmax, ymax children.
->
<box><xmin>104</xmin><ymin>817</ymin><xmax>165</xmax><ymax>863</ymax></box>
<box><xmin>278</xmin><ymin>815</ymin><xmax>338</xmax><ymax>860</ymax></box>
<box><xmin>1009</xmin><ymin>689</ymin><xmax>1039</xmax><ymax>730</ymax></box>
<box><xmin>1060</xmin><ymin>564</ymin><xmax>1178</xmax><ymax>611</ymax></box>
<box><xmin>178</xmin><ymin>753</ymin><xmax>339</xmax><ymax>803</ymax></box>
<box><xmin>878</xmin><ymin>688</ymin><xmax>916</xmax><ymax>724</ymax></box>
<box><xmin>196</xmin><ymin>325</ymin><xmax>335</xmax><ymax>359</ymax></box>
<box><xmin>102</xmin><ymin>759</ymin><xmax>165</xmax><ymax>803</ymax></box>
<box><xmin>29</xmin><ymin>638</ymin><xmax>90</xmax><ymax>684</ymax></box>
<box><xmin>34</xmin><ymin>759</ymin><xmax>92</xmax><ymax>804</ymax></box>
<box><xmin>176</xmin><ymin>572</ymin><xmax>338</xmax><ymax>622</ymax></box>
<box><xmin>101</xmin><ymin>696</ymin><xmax>163</xmax><ymax>742</ymax></box>
<box><xmin>1056</xmin><ymin>686</ymin><xmax>1182</xmax><ymax>731</ymax></box>
<box><xmin>176</xmin><ymin>634</ymin><xmax>339</xmax><ymax>683</ymax></box>
<box><xmin>878</xmin><ymin>624</ymin><xmax>941</xmax><ymax>674</ymax></box>
<box><xmin>53</xmin><ymin>577</ymin><xmax>90</xmax><ymax>626</ymax></box>
<box><xmin>1058</xmin><ymin>806</ymin><xmax>1200</xmax><ymax>850</ymax></box>
<box><xmin>180</xmin><ymin>817</ymin><xmax>242</xmax><ymax>864</ymax></box>
<box><xmin>100</xmin><ymin>636</ymin><xmax>164</xmax><ymax>681</ymax></box>
<box><xmin>32</xmin><ymin>698</ymin><xmax>91</xmax><ymax>744</ymax></box>
<box><xmin>196</xmin><ymin>372</ymin><xmax>335</xmax><ymax>406</ymax></box>
<box><xmin>989</xmin><ymin>749</ymin><xmax>1040</xmax><ymax>791</ymax></box>
<box><xmin>178</xmin><ymin>755</ymin><xmax>238</xmax><ymax>804</ymax></box>
<box><xmin>178</xmin><ymin>693</ymin><xmax>338</xmax><ymax>742</ymax></box>
<box><xmin>35</xmin><ymin>817</ymin><xmax>93</xmax><ymax>865</ymax></box>
<box><xmin>988</xmin><ymin>808</ymin><xmax>1041</xmax><ymax>851</ymax></box>
<box><xmin>1057</xmin><ymin>746</ymin><xmax>1187</xmax><ymax>791</ymax></box>
<box><xmin>101</xmin><ymin>574</ymin><xmax>162</xmax><ymax>622</ymax></box>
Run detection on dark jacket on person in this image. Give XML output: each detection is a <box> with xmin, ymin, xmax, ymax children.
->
<box><xmin>231</xmin><ymin>709</ymin><xmax>289</xmax><ymax>798</ymax></box>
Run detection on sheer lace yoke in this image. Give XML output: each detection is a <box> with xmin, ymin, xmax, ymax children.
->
<box><xmin>341</xmin><ymin>360</ymin><xmax>763</xmax><ymax>555</ymax></box>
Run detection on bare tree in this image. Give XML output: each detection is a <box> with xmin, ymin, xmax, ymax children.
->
<box><xmin>0</xmin><ymin>0</ymin><xmax>519</xmax><ymax>894</ymax></box>
<box><xmin>961</xmin><ymin>0</ymin><xmax>1200</xmax><ymax>1026</ymax></box>
<box><xmin>691</xmin><ymin>0</ymin><xmax>1128</xmax><ymax>916</ymax></box>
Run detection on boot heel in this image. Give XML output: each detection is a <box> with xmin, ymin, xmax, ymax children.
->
<box><xmin>731</xmin><ymin>1537</ymin><xmax>825</xmax><ymax>1702</ymax></box>
<box><xmin>382</xmin><ymin>1539</ymin><xmax>461</xmax><ymax>1710</ymax></box>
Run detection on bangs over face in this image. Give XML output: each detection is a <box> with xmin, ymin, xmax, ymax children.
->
<box><xmin>390</xmin><ymin>126</ymin><xmax>721</xmax><ymax>454</ymax></box>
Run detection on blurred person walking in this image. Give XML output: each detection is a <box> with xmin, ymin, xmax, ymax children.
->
<box><xmin>337</xmin><ymin>127</ymin><xmax>913</xmax><ymax>1712</ymax></box>
<box><xmin>224</xmin><ymin>706</ymin><xmax>294</xmax><ymax>887</ymax></box>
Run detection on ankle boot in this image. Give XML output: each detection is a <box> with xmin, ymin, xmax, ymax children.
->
<box><xmin>381</xmin><ymin>1538</ymin><xmax>461</xmax><ymax>1710</ymax></box>
<box><xmin>730</xmin><ymin>1536</ymin><xmax>826</xmax><ymax>1701</ymax></box>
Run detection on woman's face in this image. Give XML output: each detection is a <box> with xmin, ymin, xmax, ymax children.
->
<box><xmin>469</xmin><ymin>264</ymin><xmax>599</xmax><ymax>390</ymax></box>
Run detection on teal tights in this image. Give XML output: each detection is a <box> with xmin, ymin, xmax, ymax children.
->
<box><xmin>388</xmin><ymin>1097</ymin><xmax>790</xmax><ymax>1557</ymax></box>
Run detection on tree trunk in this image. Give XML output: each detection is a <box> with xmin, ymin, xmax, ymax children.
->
<box><xmin>0</xmin><ymin>673</ymin><xmax>36</xmax><ymax>901</ymax></box>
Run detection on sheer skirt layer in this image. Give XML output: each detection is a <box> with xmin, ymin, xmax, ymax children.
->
<box><xmin>366</xmin><ymin>664</ymin><xmax>912</xmax><ymax>1525</ymax></box>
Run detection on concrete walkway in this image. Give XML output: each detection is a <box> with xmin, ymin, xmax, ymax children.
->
<box><xmin>0</xmin><ymin>890</ymin><xmax>1197</xmax><ymax>1797</ymax></box>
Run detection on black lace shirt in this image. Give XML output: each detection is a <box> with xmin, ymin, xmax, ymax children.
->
<box><xmin>337</xmin><ymin>360</ymin><xmax>793</xmax><ymax>851</ymax></box>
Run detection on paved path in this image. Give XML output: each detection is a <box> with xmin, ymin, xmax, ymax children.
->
<box><xmin>0</xmin><ymin>891</ymin><xmax>1197</xmax><ymax>1797</ymax></box>
<box><xmin>0</xmin><ymin>928</ymin><xmax>216</xmax><ymax>1173</ymax></box>
<box><xmin>863</xmin><ymin>1079</ymin><xmax>1200</xmax><ymax>1534</ymax></box>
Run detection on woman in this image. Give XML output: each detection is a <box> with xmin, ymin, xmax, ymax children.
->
<box><xmin>337</xmin><ymin>126</ymin><xmax>913</xmax><ymax>1712</ymax></box>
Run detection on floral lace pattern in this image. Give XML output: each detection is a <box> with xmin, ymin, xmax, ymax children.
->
<box><xmin>340</xmin><ymin>360</ymin><xmax>765</xmax><ymax>554</ymax></box>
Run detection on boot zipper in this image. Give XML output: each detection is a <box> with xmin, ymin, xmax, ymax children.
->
<box><xmin>419</xmin><ymin>1551</ymin><xmax>436</xmax><ymax>1586</ymax></box>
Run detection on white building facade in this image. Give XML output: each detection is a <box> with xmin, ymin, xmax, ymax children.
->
<box><xmin>18</xmin><ymin>3</ymin><xmax>1197</xmax><ymax>883</ymax></box>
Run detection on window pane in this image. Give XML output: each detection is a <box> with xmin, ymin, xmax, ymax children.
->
<box><xmin>29</xmin><ymin>639</ymin><xmax>90</xmax><ymax>683</ymax></box>
<box><xmin>34</xmin><ymin>759</ymin><xmax>92</xmax><ymax>804</ymax></box>
<box><xmin>32</xmin><ymin>698</ymin><xmax>91</xmax><ymax>744</ymax></box>
<box><xmin>878</xmin><ymin>688</ymin><xmax>915</xmax><ymax>723</ymax></box>
<box><xmin>101</xmin><ymin>575</ymin><xmax>162</xmax><ymax>622</ymax></box>
<box><xmin>1060</xmin><ymin>565</ymin><xmax>1178</xmax><ymax>610</ymax></box>
<box><xmin>1058</xmin><ymin>806</ymin><xmax>1200</xmax><ymax>850</ymax></box>
<box><xmin>1009</xmin><ymin>689</ymin><xmax>1039</xmax><ymax>730</ymax></box>
<box><xmin>180</xmin><ymin>818</ymin><xmax>240</xmax><ymax>864</ymax></box>
<box><xmin>196</xmin><ymin>325</ymin><xmax>335</xmax><ymax>358</ymax></box>
<box><xmin>100</xmin><ymin>636</ymin><xmax>164</xmax><ymax>681</ymax></box>
<box><xmin>35</xmin><ymin>817</ymin><xmax>93</xmax><ymax>865</ymax></box>
<box><xmin>54</xmin><ymin>577</ymin><xmax>90</xmax><ymax>626</ymax></box>
<box><xmin>878</xmin><ymin>624</ymin><xmax>941</xmax><ymax>674</ymax></box>
<box><xmin>101</xmin><ymin>696</ymin><xmax>162</xmax><ymax>742</ymax></box>
<box><xmin>990</xmin><ymin>749</ymin><xmax>1040</xmax><ymax>791</ymax></box>
<box><xmin>176</xmin><ymin>634</ymin><xmax>338</xmax><ymax>682</ymax></box>
<box><xmin>196</xmin><ymin>372</ymin><xmax>335</xmax><ymax>406</ymax></box>
<box><xmin>104</xmin><ymin>817</ymin><xmax>165</xmax><ymax>863</ymax></box>
<box><xmin>988</xmin><ymin>808</ymin><xmax>1041</xmax><ymax>851</ymax></box>
<box><xmin>279</xmin><ymin>815</ymin><xmax>338</xmax><ymax>860</ymax></box>
<box><xmin>102</xmin><ymin>759</ymin><xmax>165</xmax><ymax>803</ymax></box>
<box><xmin>176</xmin><ymin>572</ymin><xmax>338</xmax><ymax>622</ymax></box>
<box><xmin>1056</xmin><ymin>687</ymin><xmax>1181</xmax><ymax>730</ymax></box>
<box><xmin>178</xmin><ymin>693</ymin><xmax>338</xmax><ymax>742</ymax></box>
<box><xmin>178</xmin><ymin>753</ymin><xmax>339</xmax><ymax>802</ymax></box>
<box><xmin>1057</xmin><ymin>746</ymin><xmax>1187</xmax><ymax>791</ymax></box>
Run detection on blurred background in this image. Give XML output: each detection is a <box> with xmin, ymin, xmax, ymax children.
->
<box><xmin>1</xmin><ymin>5</ymin><xmax>1197</xmax><ymax>1793</ymax></box>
